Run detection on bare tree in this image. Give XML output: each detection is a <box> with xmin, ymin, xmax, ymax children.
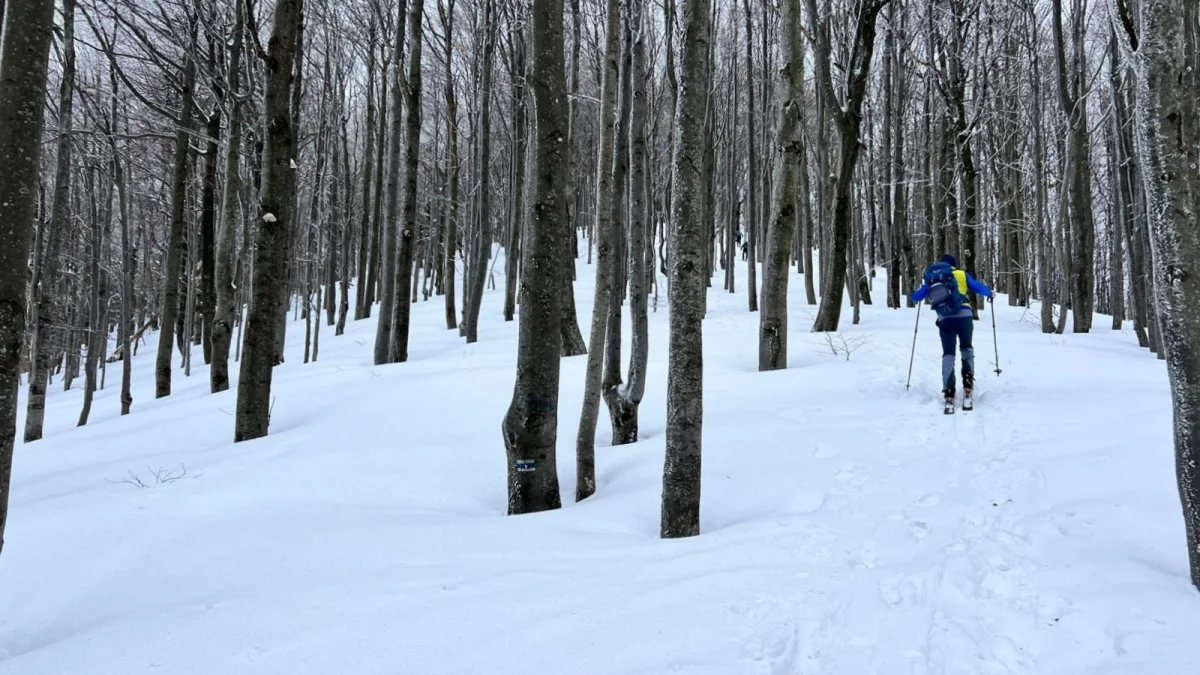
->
<box><xmin>575</xmin><ymin>0</ymin><xmax>621</xmax><ymax>503</ymax></box>
<box><xmin>24</xmin><ymin>0</ymin><xmax>78</xmax><ymax>441</ymax></box>
<box><xmin>0</xmin><ymin>0</ymin><xmax>56</xmax><ymax>563</ymax></box>
<box><xmin>807</xmin><ymin>0</ymin><xmax>893</xmax><ymax>332</ymax></box>
<box><xmin>234</xmin><ymin>0</ymin><xmax>305</xmax><ymax>442</ymax></box>
<box><xmin>758</xmin><ymin>0</ymin><xmax>803</xmax><ymax>371</ymax></box>
<box><xmin>1115</xmin><ymin>0</ymin><xmax>1200</xmax><ymax>589</ymax></box>
<box><xmin>661</xmin><ymin>0</ymin><xmax>712</xmax><ymax>539</ymax></box>
<box><xmin>387</xmin><ymin>0</ymin><xmax>425</xmax><ymax>363</ymax></box>
<box><xmin>501</xmin><ymin>0</ymin><xmax>567</xmax><ymax>514</ymax></box>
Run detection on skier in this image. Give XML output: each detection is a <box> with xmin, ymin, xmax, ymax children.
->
<box><xmin>911</xmin><ymin>254</ymin><xmax>994</xmax><ymax>411</ymax></box>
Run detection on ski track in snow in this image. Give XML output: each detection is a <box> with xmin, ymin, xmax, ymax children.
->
<box><xmin>1</xmin><ymin>247</ymin><xmax>1198</xmax><ymax>675</ymax></box>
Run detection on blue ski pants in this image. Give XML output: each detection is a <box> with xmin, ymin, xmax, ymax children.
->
<box><xmin>938</xmin><ymin>316</ymin><xmax>974</xmax><ymax>392</ymax></box>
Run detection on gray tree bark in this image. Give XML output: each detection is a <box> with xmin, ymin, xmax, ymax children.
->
<box><xmin>575</xmin><ymin>0</ymin><xmax>621</xmax><ymax>502</ymax></box>
<box><xmin>234</xmin><ymin>0</ymin><xmax>304</xmax><ymax>442</ymax></box>
<box><xmin>387</xmin><ymin>0</ymin><xmax>424</xmax><ymax>363</ymax></box>
<box><xmin>742</xmin><ymin>0</ymin><xmax>758</xmax><ymax>312</ymax></box>
<box><xmin>374</xmin><ymin>1</ymin><xmax>407</xmax><ymax>363</ymax></box>
<box><xmin>807</xmin><ymin>0</ymin><xmax>892</xmax><ymax>333</ymax></box>
<box><xmin>155</xmin><ymin>23</ymin><xmax>198</xmax><ymax>398</ymax></box>
<box><xmin>661</xmin><ymin>0</ymin><xmax>712</xmax><ymax>539</ymax></box>
<box><xmin>758</xmin><ymin>0</ymin><xmax>803</xmax><ymax>371</ymax></box>
<box><xmin>604</xmin><ymin>0</ymin><xmax>650</xmax><ymax>446</ymax></box>
<box><xmin>0</xmin><ymin>0</ymin><xmax>56</xmax><ymax>564</ymax></box>
<box><xmin>439</xmin><ymin>0</ymin><xmax>460</xmax><ymax>332</ymax></box>
<box><xmin>501</xmin><ymin>0</ymin><xmax>567</xmax><ymax>514</ymax></box>
<box><xmin>1118</xmin><ymin>0</ymin><xmax>1200</xmax><ymax>589</ymax></box>
<box><xmin>463</xmin><ymin>0</ymin><xmax>497</xmax><ymax>344</ymax></box>
<box><xmin>23</xmin><ymin>0</ymin><xmax>76</xmax><ymax>441</ymax></box>
<box><xmin>211</xmin><ymin>0</ymin><xmax>245</xmax><ymax>394</ymax></box>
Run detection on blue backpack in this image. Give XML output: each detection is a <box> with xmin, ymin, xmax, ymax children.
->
<box><xmin>924</xmin><ymin>262</ymin><xmax>965</xmax><ymax>317</ymax></box>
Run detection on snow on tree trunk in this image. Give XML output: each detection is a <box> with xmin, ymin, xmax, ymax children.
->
<box><xmin>1123</xmin><ymin>0</ymin><xmax>1200</xmax><ymax>589</ymax></box>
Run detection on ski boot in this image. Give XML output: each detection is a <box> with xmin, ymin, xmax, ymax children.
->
<box><xmin>962</xmin><ymin>371</ymin><xmax>975</xmax><ymax>411</ymax></box>
<box><xmin>943</xmin><ymin>386</ymin><xmax>956</xmax><ymax>415</ymax></box>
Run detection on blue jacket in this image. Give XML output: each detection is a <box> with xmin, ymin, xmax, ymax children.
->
<box><xmin>913</xmin><ymin>269</ymin><xmax>993</xmax><ymax>318</ymax></box>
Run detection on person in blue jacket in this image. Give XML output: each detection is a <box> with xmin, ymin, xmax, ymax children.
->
<box><xmin>912</xmin><ymin>254</ymin><xmax>994</xmax><ymax>401</ymax></box>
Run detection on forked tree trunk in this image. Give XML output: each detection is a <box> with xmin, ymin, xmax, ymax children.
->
<box><xmin>373</xmin><ymin>2</ymin><xmax>407</xmax><ymax>364</ymax></box>
<box><xmin>210</xmin><ymin>0</ymin><xmax>245</xmax><ymax>394</ymax></box>
<box><xmin>502</xmin><ymin>0</ymin><xmax>568</xmax><ymax>515</ymax></box>
<box><xmin>604</xmin><ymin>0</ymin><xmax>650</xmax><ymax>445</ymax></box>
<box><xmin>234</xmin><ymin>0</ymin><xmax>304</xmax><ymax>442</ymax></box>
<box><xmin>661</xmin><ymin>0</ymin><xmax>712</xmax><ymax>539</ymax></box>
<box><xmin>575</xmin><ymin>0</ymin><xmax>621</xmax><ymax>502</ymax></box>
<box><xmin>463</xmin><ymin>0</ymin><xmax>497</xmax><ymax>344</ymax></box>
<box><xmin>807</xmin><ymin>0</ymin><xmax>891</xmax><ymax>333</ymax></box>
<box><xmin>0</xmin><ymin>0</ymin><xmax>56</xmax><ymax>564</ymax></box>
<box><xmin>558</xmin><ymin>0</ymin><xmax>588</xmax><ymax>358</ymax></box>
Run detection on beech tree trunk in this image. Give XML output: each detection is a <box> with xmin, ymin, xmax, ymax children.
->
<box><xmin>661</xmin><ymin>0</ymin><xmax>712</xmax><ymax>539</ymax></box>
<box><xmin>0</xmin><ymin>0</ymin><xmax>56</xmax><ymax>565</ymax></box>
<box><xmin>24</xmin><ymin>0</ymin><xmax>76</xmax><ymax>441</ymax></box>
<box><xmin>1120</xmin><ymin>0</ymin><xmax>1200</xmax><ymax>590</ymax></box>
<box><xmin>155</xmin><ymin>26</ymin><xmax>198</xmax><ymax>398</ymax></box>
<box><xmin>234</xmin><ymin>0</ymin><xmax>304</xmax><ymax>442</ymax></box>
<box><xmin>575</xmin><ymin>0</ymin><xmax>621</xmax><ymax>502</ymax></box>
<box><xmin>759</xmin><ymin>0</ymin><xmax>803</xmax><ymax>371</ymax></box>
<box><xmin>388</xmin><ymin>0</ymin><xmax>424</xmax><ymax>363</ymax></box>
<box><xmin>210</xmin><ymin>0</ymin><xmax>245</xmax><ymax>394</ymax></box>
<box><xmin>502</xmin><ymin>0</ymin><xmax>567</xmax><ymax>515</ymax></box>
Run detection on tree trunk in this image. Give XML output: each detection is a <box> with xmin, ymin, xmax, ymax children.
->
<box><xmin>501</xmin><ymin>0</ymin><xmax>567</xmax><ymax>515</ymax></box>
<box><xmin>23</xmin><ymin>0</ymin><xmax>76</xmax><ymax>441</ymax></box>
<box><xmin>558</xmin><ymin>0</ymin><xmax>588</xmax><ymax>358</ymax></box>
<box><xmin>575</xmin><ymin>0</ymin><xmax>621</xmax><ymax>502</ymax></box>
<box><xmin>661</xmin><ymin>0</ymin><xmax>711</xmax><ymax>539</ymax></box>
<box><xmin>605</xmin><ymin>0</ymin><xmax>650</xmax><ymax>445</ymax></box>
<box><xmin>79</xmin><ymin>165</ymin><xmax>109</xmax><ymax>426</ymax></box>
<box><xmin>440</xmin><ymin>0</ymin><xmax>460</xmax><ymax>331</ymax></box>
<box><xmin>601</xmin><ymin>0</ymin><xmax>636</xmax><ymax>446</ymax></box>
<box><xmin>234</xmin><ymin>0</ymin><xmax>304</xmax><ymax>442</ymax></box>
<box><xmin>503</xmin><ymin>18</ymin><xmax>527</xmax><ymax>323</ymax></box>
<box><xmin>742</xmin><ymin>0</ymin><xmax>758</xmax><ymax>312</ymax></box>
<box><xmin>758</xmin><ymin>0</ymin><xmax>802</xmax><ymax>371</ymax></box>
<box><xmin>211</xmin><ymin>0</ymin><xmax>245</xmax><ymax>394</ymax></box>
<box><xmin>155</xmin><ymin>25</ymin><xmax>198</xmax><ymax>398</ymax></box>
<box><xmin>807</xmin><ymin>0</ymin><xmax>890</xmax><ymax>333</ymax></box>
<box><xmin>0</xmin><ymin>0</ymin><xmax>56</xmax><ymax>565</ymax></box>
<box><xmin>463</xmin><ymin>0</ymin><xmax>497</xmax><ymax>344</ymax></box>
<box><xmin>373</xmin><ymin>2</ymin><xmax>407</xmax><ymax>363</ymax></box>
<box><xmin>1121</xmin><ymin>0</ymin><xmax>1200</xmax><ymax>589</ymax></box>
<box><xmin>387</xmin><ymin>0</ymin><xmax>425</xmax><ymax>363</ymax></box>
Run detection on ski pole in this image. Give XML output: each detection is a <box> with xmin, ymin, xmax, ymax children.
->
<box><xmin>990</xmin><ymin>298</ymin><xmax>1002</xmax><ymax>376</ymax></box>
<box><xmin>906</xmin><ymin>307</ymin><xmax>921</xmax><ymax>390</ymax></box>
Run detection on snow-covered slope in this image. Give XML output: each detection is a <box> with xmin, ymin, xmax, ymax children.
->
<box><xmin>1</xmin><ymin>250</ymin><xmax>1196</xmax><ymax>675</ymax></box>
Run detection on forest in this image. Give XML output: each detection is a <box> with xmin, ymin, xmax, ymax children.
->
<box><xmin>0</xmin><ymin>0</ymin><xmax>1197</xmax><ymax>609</ymax></box>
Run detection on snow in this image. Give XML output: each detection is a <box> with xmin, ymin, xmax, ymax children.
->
<box><xmin>1</xmin><ymin>246</ymin><xmax>1197</xmax><ymax>675</ymax></box>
